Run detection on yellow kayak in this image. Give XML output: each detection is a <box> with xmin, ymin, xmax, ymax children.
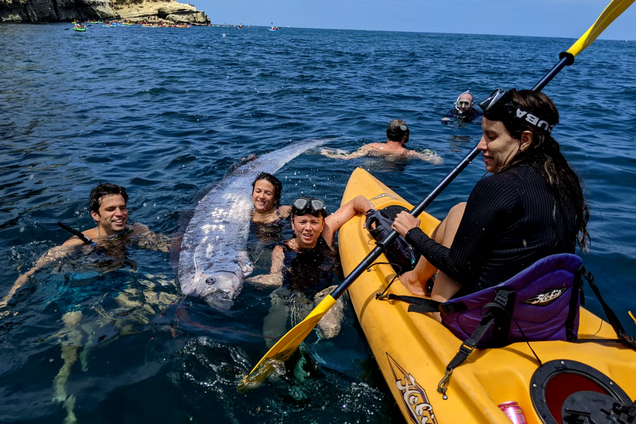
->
<box><xmin>338</xmin><ymin>167</ymin><xmax>636</xmax><ymax>424</ymax></box>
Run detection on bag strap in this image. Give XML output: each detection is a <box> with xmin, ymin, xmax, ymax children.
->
<box><xmin>565</xmin><ymin>265</ymin><xmax>584</xmax><ymax>341</ymax></box>
<box><xmin>578</xmin><ymin>266</ymin><xmax>636</xmax><ymax>351</ymax></box>
<box><xmin>381</xmin><ymin>294</ymin><xmax>468</xmax><ymax>314</ymax></box>
<box><xmin>437</xmin><ymin>289</ymin><xmax>515</xmax><ymax>399</ymax></box>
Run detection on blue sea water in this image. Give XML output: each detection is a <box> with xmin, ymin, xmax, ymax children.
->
<box><xmin>1</xmin><ymin>23</ymin><xmax>635</xmax><ymax>423</ymax></box>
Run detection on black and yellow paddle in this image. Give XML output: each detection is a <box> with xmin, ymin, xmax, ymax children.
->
<box><xmin>241</xmin><ymin>0</ymin><xmax>635</xmax><ymax>387</ymax></box>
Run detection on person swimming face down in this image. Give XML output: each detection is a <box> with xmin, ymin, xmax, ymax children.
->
<box><xmin>290</xmin><ymin>197</ymin><xmax>328</xmax><ymax>249</ymax></box>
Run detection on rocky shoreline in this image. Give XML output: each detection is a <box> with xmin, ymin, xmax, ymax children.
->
<box><xmin>0</xmin><ymin>0</ymin><xmax>210</xmax><ymax>25</ymax></box>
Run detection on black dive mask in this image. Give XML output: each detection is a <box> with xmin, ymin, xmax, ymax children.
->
<box><xmin>478</xmin><ymin>89</ymin><xmax>557</xmax><ymax>134</ymax></box>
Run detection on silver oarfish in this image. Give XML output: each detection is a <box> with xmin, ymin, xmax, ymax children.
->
<box><xmin>177</xmin><ymin>139</ymin><xmax>328</xmax><ymax>309</ymax></box>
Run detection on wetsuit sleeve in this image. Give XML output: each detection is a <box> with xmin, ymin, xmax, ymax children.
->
<box><xmin>405</xmin><ymin>173</ymin><xmax>519</xmax><ymax>285</ymax></box>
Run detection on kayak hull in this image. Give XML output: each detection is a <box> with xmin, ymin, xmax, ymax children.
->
<box><xmin>338</xmin><ymin>167</ymin><xmax>636</xmax><ymax>423</ymax></box>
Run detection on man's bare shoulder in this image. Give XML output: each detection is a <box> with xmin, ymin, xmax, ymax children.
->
<box><xmin>62</xmin><ymin>227</ymin><xmax>97</xmax><ymax>246</ymax></box>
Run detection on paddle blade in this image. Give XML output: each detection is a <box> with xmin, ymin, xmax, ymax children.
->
<box><xmin>240</xmin><ymin>294</ymin><xmax>336</xmax><ymax>388</ymax></box>
<box><xmin>567</xmin><ymin>0</ymin><xmax>635</xmax><ymax>57</ymax></box>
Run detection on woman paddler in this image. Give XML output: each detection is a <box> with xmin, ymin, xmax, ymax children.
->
<box><xmin>392</xmin><ymin>89</ymin><xmax>589</xmax><ymax>320</ymax></box>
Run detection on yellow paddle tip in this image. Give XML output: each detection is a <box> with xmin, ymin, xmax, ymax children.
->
<box><xmin>238</xmin><ymin>357</ymin><xmax>286</xmax><ymax>393</ymax></box>
<box><xmin>629</xmin><ymin>311</ymin><xmax>636</xmax><ymax>326</ymax></box>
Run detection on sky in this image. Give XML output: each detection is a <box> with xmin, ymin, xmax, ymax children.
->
<box><xmin>194</xmin><ymin>0</ymin><xmax>636</xmax><ymax>41</ymax></box>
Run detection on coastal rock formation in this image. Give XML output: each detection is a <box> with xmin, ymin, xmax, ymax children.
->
<box><xmin>0</xmin><ymin>0</ymin><xmax>209</xmax><ymax>24</ymax></box>
<box><xmin>116</xmin><ymin>1</ymin><xmax>209</xmax><ymax>25</ymax></box>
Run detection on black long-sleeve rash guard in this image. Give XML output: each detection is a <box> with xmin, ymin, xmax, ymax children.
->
<box><xmin>405</xmin><ymin>164</ymin><xmax>578</xmax><ymax>294</ymax></box>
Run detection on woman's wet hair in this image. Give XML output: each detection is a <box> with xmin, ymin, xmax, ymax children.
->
<box><xmin>252</xmin><ymin>172</ymin><xmax>283</xmax><ymax>207</ymax></box>
<box><xmin>501</xmin><ymin>89</ymin><xmax>590</xmax><ymax>251</ymax></box>
<box><xmin>89</xmin><ymin>183</ymin><xmax>129</xmax><ymax>213</ymax></box>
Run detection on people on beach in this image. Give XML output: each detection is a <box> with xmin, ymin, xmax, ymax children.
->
<box><xmin>392</xmin><ymin>89</ymin><xmax>589</xmax><ymax>321</ymax></box>
<box><xmin>320</xmin><ymin>119</ymin><xmax>443</xmax><ymax>164</ymax></box>
<box><xmin>248</xmin><ymin>194</ymin><xmax>373</xmax><ymax>341</ymax></box>
<box><xmin>441</xmin><ymin>90</ymin><xmax>483</xmax><ymax>124</ymax></box>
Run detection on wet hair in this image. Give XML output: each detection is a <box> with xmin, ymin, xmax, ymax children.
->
<box><xmin>252</xmin><ymin>172</ymin><xmax>282</xmax><ymax>207</ymax></box>
<box><xmin>89</xmin><ymin>183</ymin><xmax>129</xmax><ymax>214</ymax></box>
<box><xmin>386</xmin><ymin>119</ymin><xmax>410</xmax><ymax>143</ymax></box>
<box><xmin>499</xmin><ymin>89</ymin><xmax>590</xmax><ymax>250</ymax></box>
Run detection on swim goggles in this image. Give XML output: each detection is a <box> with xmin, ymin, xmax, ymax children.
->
<box><xmin>454</xmin><ymin>90</ymin><xmax>473</xmax><ymax>112</ymax></box>
<box><xmin>478</xmin><ymin>89</ymin><xmax>557</xmax><ymax>134</ymax></box>
<box><xmin>291</xmin><ymin>197</ymin><xmax>328</xmax><ymax>217</ymax></box>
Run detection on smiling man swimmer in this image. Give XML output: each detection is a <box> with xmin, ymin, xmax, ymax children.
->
<box><xmin>1</xmin><ymin>183</ymin><xmax>168</xmax><ymax>310</ymax></box>
<box><xmin>320</xmin><ymin>119</ymin><xmax>443</xmax><ymax>164</ymax></box>
<box><xmin>0</xmin><ymin>183</ymin><xmax>174</xmax><ymax>424</ymax></box>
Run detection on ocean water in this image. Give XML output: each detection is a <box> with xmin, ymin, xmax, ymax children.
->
<box><xmin>1</xmin><ymin>23</ymin><xmax>635</xmax><ymax>423</ymax></box>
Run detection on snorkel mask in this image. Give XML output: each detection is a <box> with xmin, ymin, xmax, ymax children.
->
<box><xmin>478</xmin><ymin>89</ymin><xmax>558</xmax><ymax>135</ymax></box>
<box><xmin>291</xmin><ymin>197</ymin><xmax>328</xmax><ymax>218</ymax></box>
<box><xmin>454</xmin><ymin>90</ymin><xmax>473</xmax><ymax>114</ymax></box>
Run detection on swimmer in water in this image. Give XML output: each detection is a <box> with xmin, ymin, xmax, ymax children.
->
<box><xmin>320</xmin><ymin>119</ymin><xmax>443</xmax><ymax>164</ymax></box>
<box><xmin>251</xmin><ymin>172</ymin><xmax>293</xmax><ymax>246</ymax></box>
<box><xmin>248</xmin><ymin>194</ymin><xmax>373</xmax><ymax>343</ymax></box>
<box><xmin>1</xmin><ymin>183</ymin><xmax>174</xmax><ymax>423</ymax></box>
<box><xmin>442</xmin><ymin>90</ymin><xmax>483</xmax><ymax>124</ymax></box>
<box><xmin>1</xmin><ymin>183</ymin><xmax>167</xmax><ymax>308</ymax></box>
<box><xmin>251</xmin><ymin>172</ymin><xmax>291</xmax><ymax>226</ymax></box>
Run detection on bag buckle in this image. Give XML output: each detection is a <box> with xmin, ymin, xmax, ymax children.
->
<box><xmin>459</xmin><ymin>339</ymin><xmax>476</xmax><ymax>356</ymax></box>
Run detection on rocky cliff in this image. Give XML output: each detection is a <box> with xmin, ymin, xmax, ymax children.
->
<box><xmin>0</xmin><ymin>0</ymin><xmax>210</xmax><ymax>24</ymax></box>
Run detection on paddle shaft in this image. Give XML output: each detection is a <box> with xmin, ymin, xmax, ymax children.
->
<box><xmin>332</xmin><ymin>52</ymin><xmax>583</xmax><ymax>300</ymax></box>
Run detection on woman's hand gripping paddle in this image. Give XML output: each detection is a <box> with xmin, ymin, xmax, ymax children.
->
<box><xmin>240</xmin><ymin>0</ymin><xmax>635</xmax><ymax>388</ymax></box>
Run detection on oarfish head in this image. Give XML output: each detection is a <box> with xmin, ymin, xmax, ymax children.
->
<box><xmin>198</xmin><ymin>271</ymin><xmax>243</xmax><ymax>310</ymax></box>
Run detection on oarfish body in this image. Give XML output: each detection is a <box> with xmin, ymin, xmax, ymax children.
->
<box><xmin>177</xmin><ymin>139</ymin><xmax>328</xmax><ymax>309</ymax></box>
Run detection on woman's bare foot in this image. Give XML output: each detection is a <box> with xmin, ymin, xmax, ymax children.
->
<box><xmin>399</xmin><ymin>271</ymin><xmax>428</xmax><ymax>296</ymax></box>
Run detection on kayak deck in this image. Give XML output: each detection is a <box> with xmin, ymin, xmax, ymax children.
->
<box><xmin>338</xmin><ymin>167</ymin><xmax>636</xmax><ymax>423</ymax></box>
